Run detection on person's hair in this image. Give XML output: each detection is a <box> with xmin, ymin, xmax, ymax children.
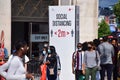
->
<box><xmin>77</xmin><ymin>43</ymin><xmax>82</xmax><ymax>47</ymax></box>
<box><xmin>103</xmin><ymin>36</ymin><xmax>108</xmax><ymax>42</ymax></box>
<box><xmin>14</xmin><ymin>40</ymin><xmax>27</xmax><ymax>51</ymax></box>
<box><xmin>49</xmin><ymin>46</ymin><xmax>56</xmax><ymax>55</ymax></box>
<box><xmin>87</xmin><ymin>41</ymin><xmax>95</xmax><ymax>50</ymax></box>
<box><xmin>93</xmin><ymin>39</ymin><xmax>100</xmax><ymax>47</ymax></box>
<box><xmin>111</xmin><ymin>38</ymin><xmax>117</xmax><ymax>42</ymax></box>
<box><xmin>82</xmin><ymin>42</ymin><xmax>88</xmax><ymax>51</ymax></box>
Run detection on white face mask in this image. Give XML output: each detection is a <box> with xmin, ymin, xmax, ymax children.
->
<box><xmin>43</xmin><ymin>51</ymin><xmax>46</xmax><ymax>55</ymax></box>
<box><xmin>78</xmin><ymin>48</ymin><xmax>82</xmax><ymax>51</ymax></box>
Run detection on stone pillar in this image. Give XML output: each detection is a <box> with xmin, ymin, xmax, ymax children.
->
<box><xmin>59</xmin><ymin>0</ymin><xmax>71</xmax><ymax>5</ymax></box>
<box><xmin>59</xmin><ymin>0</ymin><xmax>98</xmax><ymax>42</ymax></box>
<box><xmin>76</xmin><ymin>0</ymin><xmax>98</xmax><ymax>42</ymax></box>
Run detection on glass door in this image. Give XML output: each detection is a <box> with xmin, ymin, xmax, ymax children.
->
<box><xmin>29</xmin><ymin>22</ymin><xmax>49</xmax><ymax>59</ymax></box>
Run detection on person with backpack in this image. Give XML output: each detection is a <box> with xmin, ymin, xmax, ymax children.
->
<box><xmin>72</xmin><ymin>43</ymin><xmax>85</xmax><ymax>80</ymax></box>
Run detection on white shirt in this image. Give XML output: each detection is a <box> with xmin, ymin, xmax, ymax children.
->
<box><xmin>9</xmin><ymin>55</ymin><xmax>29</xmax><ymax>63</ymax></box>
<box><xmin>6</xmin><ymin>56</ymin><xmax>26</xmax><ymax>80</ymax></box>
<box><xmin>0</xmin><ymin>55</ymin><xmax>29</xmax><ymax>80</ymax></box>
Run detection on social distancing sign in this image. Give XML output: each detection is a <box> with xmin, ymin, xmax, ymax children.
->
<box><xmin>49</xmin><ymin>6</ymin><xmax>79</xmax><ymax>80</ymax></box>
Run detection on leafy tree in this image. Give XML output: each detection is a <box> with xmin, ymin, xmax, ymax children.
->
<box><xmin>98</xmin><ymin>19</ymin><xmax>111</xmax><ymax>38</ymax></box>
<box><xmin>113</xmin><ymin>0</ymin><xmax>120</xmax><ymax>24</ymax></box>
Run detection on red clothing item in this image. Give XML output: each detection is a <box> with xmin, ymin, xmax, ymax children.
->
<box><xmin>0</xmin><ymin>48</ymin><xmax>4</xmax><ymax>60</ymax></box>
<box><xmin>40</xmin><ymin>64</ymin><xmax>47</xmax><ymax>80</ymax></box>
<box><xmin>0</xmin><ymin>60</ymin><xmax>5</xmax><ymax>80</ymax></box>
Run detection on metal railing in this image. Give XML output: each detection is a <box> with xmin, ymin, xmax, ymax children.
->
<box><xmin>27</xmin><ymin>59</ymin><xmax>42</xmax><ymax>79</ymax></box>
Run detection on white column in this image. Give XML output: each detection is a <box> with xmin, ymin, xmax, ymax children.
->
<box><xmin>77</xmin><ymin>0</ymin><xmax>98</xmax><ymax>42</ymax></box>
<box><xmin>59</xmin><ymin>0</ymin><xmax>98</xmax><ymax>42</ymax></box>
<box><xmin>59</xmin><ymin>0</ymin><xmax>71</xmax><ymax>5</ymax></box>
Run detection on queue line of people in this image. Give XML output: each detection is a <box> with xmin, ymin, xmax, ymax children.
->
<box><xmin>72</xmin><ymin>36</ymin><xmax>116</xmax><ymax>80</ymax></box>
<box><xmin>0</xmin><ymin>36</ymin><xmax>118</xmax><ymax>80</ymax></box>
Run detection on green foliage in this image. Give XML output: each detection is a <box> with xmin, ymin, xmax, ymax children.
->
<box><xmin>98</xmin><ymin>20</ymin><xmax>111</xmax><ymax>38</ymax></box>
<box><xmin>113</xmin><ymin>0</ymin><xmax>120</xmax><ymax>23</ymax></box>
<box><xmin>118</xmin><ymin>25</ymin><xmax>120</xmax><ymax>29</ymax></box>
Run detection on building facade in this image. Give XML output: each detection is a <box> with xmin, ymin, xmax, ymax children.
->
<box><xmin>0</xmin><ymin>0</ymin><xmax>98</xmax><ymax>80</ymax></box>
<box><xmin>11</xmin><ymin>0</ymin><xmax>58</xmax><ymax>58</ymax></box>
<box><xmin>0</xmin><ymin>0</ymin><xmax>98</xmax><ymax>56</ymax></box>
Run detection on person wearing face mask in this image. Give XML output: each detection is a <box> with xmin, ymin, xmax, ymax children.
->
<box><xmin>84</xmin><ymin>41</ymin><xmax>100</xmax><ymax>80</ymax></box>
<box><xmin>39</xmin><ymin>46</ymin><xmax>49</xmax><ymax>80</ymax></box>
<box><xmin>45</xmin><ymin>46</ymin><xmax>61</xmax><ymax>80</ymax></box>
<box><xmin>39</xmin><ymin>42</ymin><xmax>49</xmax><ymax>64</ymax></box>
<box><xmin>72</xmin><ymin>43</ymin><xmax>85</xmax><ymax>80</ymax></box>
<box><xmin>40</xmin><ymin>47</ymin><xmax>48</xmax><ymax>62</ymax></box>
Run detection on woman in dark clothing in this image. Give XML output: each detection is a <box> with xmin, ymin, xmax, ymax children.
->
<box><xmin>46</xmin><ymin>46</ymin><xmax>61</xmax><ymax>80</ymax></box>
<box><xmin>111</xmin><ymin>39</ymin><xmax>118</xmax><ymax>80</ymax></box>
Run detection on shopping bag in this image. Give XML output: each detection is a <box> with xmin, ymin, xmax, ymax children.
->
<box><xmin>40</xmin><ymin>64</ymin><xmax>47</xmax><ymax>80</ymax></box>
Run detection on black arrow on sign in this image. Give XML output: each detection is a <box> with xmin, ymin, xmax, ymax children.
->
<box><xmin>51</xmin><ymin>30</ymin><xmax>53</xmax><ymax>37</ymax></box>
<box><xmin>71</xmin><ymin>29</ymin><xmax>74</xmax><ymax>37</ymax></box>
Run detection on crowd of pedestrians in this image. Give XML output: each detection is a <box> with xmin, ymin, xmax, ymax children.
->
<box><xmin>72</xmin><ymin>36</ymin><xmax>120</xmax><ymax>80</ymax></box>
<box><xmin>0</xmin><ymin>40</ymin><xmax>61</xmax><ymax>80</ymax></box>
<box><xmin>1</xmin><ymin>36</ymin><xmax>120</xmax><ymax>80</ymax></box>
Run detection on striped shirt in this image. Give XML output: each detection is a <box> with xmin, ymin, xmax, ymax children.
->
<box><xmin>73</xmin><ymin>51</ymin><xmax>84</xmax><ymax>70</ymax></box>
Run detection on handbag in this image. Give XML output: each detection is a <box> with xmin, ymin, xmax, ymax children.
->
<box><xmin>49</xmin><ymin>68</ymin><xmax>54</xmax><ymax>75</ymax></box>
<box><xmin>40</xmin><ymin>63</ymin><xmax>47</xmax><ymax>80</ymax></box>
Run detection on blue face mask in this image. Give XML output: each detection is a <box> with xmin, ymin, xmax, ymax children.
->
<box><xmin>48</xmin><ymin>49</ymin><xmax>51</xmax><ymax>53</ymax></box>
<box><xmin>43</xmin><ymin>51</ymin><xmax>46</xmax><ymax>55</ymax></box>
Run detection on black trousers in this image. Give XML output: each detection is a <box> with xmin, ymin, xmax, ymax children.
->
<box><xmin>113</xmin><ymin>65</ymin><xmax>117</xmax><ymax>80</ymax></box>
<box><xmin>100</xmin><ymin>64</ymin><xmax>113</xmax><ymax>80</ymax></box>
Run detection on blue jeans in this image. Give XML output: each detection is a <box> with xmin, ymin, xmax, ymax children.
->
<box><xmin>100</xmin><ymin>64</ymin><xmax>113</xmax><ymax>80</ymax></box>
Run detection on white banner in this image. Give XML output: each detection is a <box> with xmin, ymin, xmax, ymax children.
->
<box><xmin>49</xmin><ymin>6</ymin><xmax>79</xmax><ymax>80</ymax></box>
<box><xmin>0</xmin><ymin>0</ymin><xmax>11</xmax><ymax>55</ymax></box>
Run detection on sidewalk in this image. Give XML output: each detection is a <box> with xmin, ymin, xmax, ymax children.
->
<box><xmin>33</xmin><ymin>74</ymin><xmax>112</xmax><ymax>80</ymax></box>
